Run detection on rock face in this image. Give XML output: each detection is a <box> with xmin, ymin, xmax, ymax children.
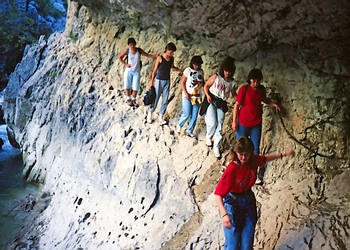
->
<box><xmin>3</xmin><ymin>0</ymin><xmax>350</xmax><ymax>249</ymax></box>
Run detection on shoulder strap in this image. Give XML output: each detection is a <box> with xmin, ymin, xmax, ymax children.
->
<box><xmin>125</xmin><ymin>48</ymin><xmax>129</xmax><ymax>63</ymax></box>
<box><xmin>257</xmin><ymin>84</ymin><xmax>265</xmax><ymax>91</ymax></box>
<box><xmin>241</xmin><ymin>84</ymin><xmax>250</xmax><ymax>106</ymax></box>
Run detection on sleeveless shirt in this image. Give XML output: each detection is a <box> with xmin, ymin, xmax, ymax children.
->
<box><xmin>156</xmin><ymin>56</ymin><xmax>173</xmax><ymax>80</ymax></box>
<box><xmin>209</xmin><ymin>73</ymin><xmax>236</xmax><ymax>101</ymax></box>
<box><xmin>127</xmin><ymin>48</ymin><xmax>141</xmax><ymax>72</ymax></box>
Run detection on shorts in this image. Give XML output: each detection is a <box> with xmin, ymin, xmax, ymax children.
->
<box><xmin>124</xmin><ymin>69</ymin><xmax>140</xmax><ymax>91</ymax></box>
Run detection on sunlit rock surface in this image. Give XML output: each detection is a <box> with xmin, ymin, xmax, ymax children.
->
<box><xmin>3</xmin><ymin>0</ymin><xmax>350</xmax><ymax>249</ymax></box>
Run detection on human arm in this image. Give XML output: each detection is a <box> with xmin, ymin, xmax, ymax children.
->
<box><xmin>231</xmin><ymin>85</ymin><xmax>237</xmax><ymax>99</ymax></box>
<box><xmin>232</xmin><ymin>101</ymin><xmax>240</xmax><ymax>131</ymax></box>
<box><xmin>180</xmin><ymin>74</ymin><xmax>189</xmax><ymax>99</ymax></box>
<box><xmin>263</xmin><ymin>150</ymin><xmax>295</xmax><ymax>163</ymax></box>
<box><xmin>118</xmin><ymin>49</ymin><xmax>131</xmax><ymax>68</ymax></box>
<box><xmin>139</xmin><ymin>48</ymin><xmax>158</xmax><ymax>59</ymax></box>
<box><xmin>171</xmin><ymin>64</ymin><xmax>183</xmax><ymax>76</ymax></box>
<box><xmin>215</xmin><ymin>195</ymin><xmax>232</xmax><ymax>229</ymax></box>
<box><xmin>204</xmin><ymin>74</ymin><xmax>217</xmax><ymax>104</ymax></box>
<box><xmin>262</xmin><ymin>96</ymin><xmax>281</xmax><ymax>112</ymax></box>
<box><xmin>149</xmin><ymin>56</ymin><xmax>161</xmax><ymax>88</ymax></box>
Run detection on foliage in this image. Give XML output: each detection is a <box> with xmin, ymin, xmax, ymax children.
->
<box><xmin>0</xmin><ymin>8</ymin><xmax>37</xmax><ymax>56</ymax></box>
<box><xmin>49</xmin><ymin>69</ymin><xmax>58</xmax><ymax>80</ymax></box>
<box><xmin>0</xmin><ymin>0</ymin><xmax>66</xmax><ymax>87</ymax></box>
<box><xmin>127</xmin><ymin>12</ymin><xmax>142</xmax><ymax>30</ymax></box>
<box><xmin>35</xmin><ymin>0</ymin><xmax>65</xmax><ymax>18</ymax></box>
<box><xmin>63</xmin><ymin>0</ymin><xmax>68</xmax><ymax>10</ymax></box>
<box><xmin>67</xmin><ymin>30</ymin><xmax>79</xmax><ymax>42</ymax></box>
<box><xmin>0</xmin><ymin>0</ymin><xmax>66</xmax><ymax>59</ymax></box>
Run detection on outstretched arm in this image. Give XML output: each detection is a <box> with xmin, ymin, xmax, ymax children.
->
<box><xmin>171</xmin><ymin>65</ymin><xmax>183</xmax><ymax>75</ymax></box>
<box><xmin>215</xmin><ymin>195</ymin><xmax>232</xmax><ymax>229</ymax></box>
<box><xmin>264</xmin><ymin>150</ymin><xmax>295</xmax><ymax>162</ymax></box>
<box><xmin>139</xmin><ymin>48</ymin><xmax>158</xmax><ymax>59</ymax></box>
<box><xmin>262</xmin><ymin>96</ymin><xmax>281</xmax><ymax>112</ymax></box>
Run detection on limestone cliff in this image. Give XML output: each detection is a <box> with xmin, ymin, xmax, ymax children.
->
<box><xmin>3</xmin><ymin>0</ymin><xmax>350</xmax><ymax>249</ymax></box>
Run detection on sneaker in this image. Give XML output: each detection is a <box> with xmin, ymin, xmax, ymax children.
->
<box><xmin>127</xmin><ymin>99</ymin><xmax>133</xmax><ymax>106</ymax></box>
<box><xmin>147</xmin><ymin>111</ymin><xmax>153</xmax><ymax>123</ymax></box>
<box><xmin>159</xmin><ymin>116</ymin><xmax>167</xmax><ymax>125</ymax></box>
<box><xmin>132</xmin><ymin>100</ymin><xmax>139</xmax><ymax>107</ymax></box>
<box><xmin>206</xmin><ymin>137</ymin><xmax>212</xmax><ymax>147</ymax></box>
<box><xmin>187</xmin><ymin>132</ymin><xmax>198</xmax><ymax>140</ymax></box>
<box><xmin>214</xmin><ymin>146</ymin><xmax>221</xmax><ymax>158</ymax></box>
<box><xmin>176</xmin><ymin>125</ymin><xmax>181</xmax><ymax>134</ymax></box>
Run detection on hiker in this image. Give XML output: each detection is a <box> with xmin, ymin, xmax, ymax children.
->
<box><xmin>177</xmin><ymin>55</ymin><xmax>204</xmax><ymax>139</ymax></box>
<box><xmin>203</xmin><ymin>56</ymin><xmax>237</xmax><ymax>158</ymax></box>
<box><xmin>147</xmin><ymin>42</ymin><xmax>182</xmax><ymax>124</ymax></box>
<box><xmin>119</xmin><ymin>37</ymin><xmax>158</xmax><ymax>107</ymax></box>
<box><xmin>232</xmin><ymin>68</ymin><xmax>281</xmax><ymax>155</ymax></box>
<box><xmin>215</xmin><ymin>136</ymin><xmax>294</xmax><ymax>250</ymax></box>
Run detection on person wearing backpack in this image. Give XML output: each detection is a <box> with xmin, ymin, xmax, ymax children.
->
<box><xmin>232</xmin><ymin>68</ymin><xmax>281</xmax><ymax>155</ymax></box>
<box><xmin>215</xmin><ymin>136</ymin><xmax>294</xmax><ymax>250</ymax></box>
<box><xmin>119</xmin><ymin>37</ymin><xmax>158</xmax><ymax>107</ymax></box>
<box><xmin>204</xmin><ymin>56</ymin><xmax>237</xmax><ymax>158</ymax></box>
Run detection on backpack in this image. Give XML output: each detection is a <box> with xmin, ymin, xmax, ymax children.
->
<box><xmin>125</xmin><ymin>48</ymin><xmax>142</xmax><ymax>69</ymax></box>
<box><xmin>143</xmin><ymin>86</ymin><xmax>156</xmax><ymax>106</ymax></box>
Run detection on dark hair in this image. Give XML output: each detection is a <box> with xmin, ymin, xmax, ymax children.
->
<box><xmin>190</xmin><ymin>55</ymin><xmax>203</xmax><ymax>69</ymax></box>
<box><xmin>228</xmin><ymin>136</ymin><xmax>254</xmax><ymax>164</ymax></box>
<box><xmin>219</xmin><ymin>56</ymin><xmax>236</xmax><ymax>78</ymax></box>
<box><xmin>165</xmin><ymin>42</ymin><xmax>176</xmax><ymax>52</ymax></box>
<box><xmin>247</xmin><ymin>68</ymin><xmax>263</xmax><ymax>84</ymax></box>
<box><xmin>127</xmin><ymin>37</ymin><xmax>136</xmax><ymax>45</ymax></box>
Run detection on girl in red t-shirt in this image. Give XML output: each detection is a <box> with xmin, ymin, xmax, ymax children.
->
<box><xmin>215</xmin><ymin>136</ymin><xmax>294</xmax><ymax>250</ymax></box>
<box><xmin>232</xmin><ymin>69</ymin><xmax>281</xmax><ymax>155</ymax></box>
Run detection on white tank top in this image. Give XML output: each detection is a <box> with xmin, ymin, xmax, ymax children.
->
<box><xmin>126</xmin><ymin>48</ymin><xmax>141</xmax><ymax>72</ymax></box>
<box><xmin>209</xmin><ymin>74</ymin><xmax>236</xmax><ymax>101</ymax></box>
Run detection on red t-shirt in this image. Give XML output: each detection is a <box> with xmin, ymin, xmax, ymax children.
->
<box><xmin>214</xmin><ymin>155</ymin><xmax>267</xmax><ymax>197</ymax></box>
<box><xmin>236</xmin><ymin>85</ymin><xmax>266</xmax><ymax>127</ymax></box>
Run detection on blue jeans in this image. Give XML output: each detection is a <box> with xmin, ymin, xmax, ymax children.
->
<box><xmin>124</xmin><ymin>69</ymin><xmax>140</xmax><ymax>91</ymax></box>
<box><xmin>205</xmin><ymin>103</ymin><xmax>225</xmax><ymax>148</ymax></box>
<box><xmin>236</xmin><ymin>122</ymin><xmax>262</xmax><ymax>155</ymax></box>
<box><xmin>178</xmin><ymin>97</ymin><xmax>200</xmax><ymax>133</ymax></box>
<box><xmin>223</xmin><ymin>191</ymin><xmax>257</xmax><ymax>250</ymax></box>
<box><xmin>150</xmin><ymin>79</ymin><xmax>170</xmax><ymax>116</ymax></box>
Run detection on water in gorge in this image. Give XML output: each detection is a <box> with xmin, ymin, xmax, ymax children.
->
<box><xmin>0</xmin><ymin>124</ymin><xmax>39</xmax><ymax>248</ymax></box>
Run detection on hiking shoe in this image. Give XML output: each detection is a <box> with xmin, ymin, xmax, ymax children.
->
<box><xmin>132</xmin><ymin>100</ymin><xmax>139</xmax><ymax>107</ymax></box>
<box><xmin>147</xmin><ymin>111</ymin><xmax>153</xmax><ymax>123</ymax></box>
<box><xmin>127</xmin><ymin>99</ymin><xmax>133</xmax><ymax>106</ymax></box>
<box><xmin>159</xmin><ymin>116</ymin><xmax>167</xmax><ymax>125</ymax></box>
<box><xmin>206</xmin><ymin>137</ymin><xmax>212</xmax><ymax>147</ymax></box>
<box><xmin>187</xmin><ymin>132</ymin><xmax>198</xmax><ymax>140</ymax></box>
<box><xmin>214</xmin><ymin>146</ymin><xmax>221</xmax><ymax>158</ymax></box>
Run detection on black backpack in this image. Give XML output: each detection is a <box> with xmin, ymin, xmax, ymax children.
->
<box><xmin>125</xmin><ymin>48</ymin><xmax>143</xmax><ymax>69</ymax></box>
<box><xmin>143</xmin><ymin>86</ymin><xmax>155</xmax><ymax>106</ymax></box>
